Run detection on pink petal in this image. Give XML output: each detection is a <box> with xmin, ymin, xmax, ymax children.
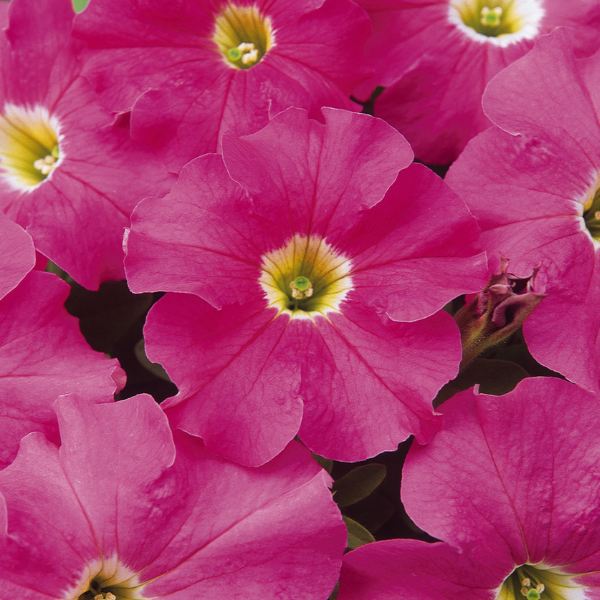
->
<box><xmin>0</xmin><ymin>271</ymin><xmax>123</xmax><ymax>469</ymax></box>
<box><xmin>342</xmin><ymin>163</ymin><xmax>488</xmax><ymax>322</ymax></box>
<box><xmin>222</xmin><ymin>107</ymin><xmax>413</xmax><ymax>241</ymax></box>
<box><xmin>403</xmin><ymin>378</ymin><xmax>600</xmax><ymax>570</ymax></box>
<box><xmin>147</xmin><ymin>293</ymin><xmax>304</xmax><ymax>467</ymax></box>
<box><xmin>0</xmin><ymin>432</ymin><xmax>99</xmax><ymax>597</ymax></box>
<box><xmin>296</xmin><ymin>301</ymin><xmax>455</xmax><ymax>460</ymax></box>
<box><xmin>0</xmin><ymin>214</ymin><xmax>34</xmax><ymax>301</ymax></box>
<box><xmin>125</xmin><ymin>153</ymin><xmax>267</xmax><ymax>307</ymax></box>
<box><xmin>339</xmin><ymin>539</ymin><xmax>502</xmax><ymax>600</ymax></box>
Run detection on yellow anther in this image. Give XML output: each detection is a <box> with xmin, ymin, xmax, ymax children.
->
<box><xmin>241</xmin><ymin>47</ymin><xmax>259</xmax><ymax>65</ymax></box>
<box><xmin>33</xmin><ymin>154</ymin><xmax>58</xmax><ymax>175</ymax></box>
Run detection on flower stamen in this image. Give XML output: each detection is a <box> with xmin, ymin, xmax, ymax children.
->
<box><xmin>214</xmin><ymin>4</ymin><xmax>274</xmax><ymax>69</ymax></box>
<box><xmin>480</xmin><ymin>6</ymin><xmax>503</xmax><ymax>27</ymax></box>
<box><xmin>260</xmin><ymin>234</ymin><xmax>352</xmax><ymax>320</ymax></box>
<box><xmin>449</xmin><ymin>0</ymin><xmax>545</xmax><ymax>46</ymax></box>
<box><xmin>0</xmin><ymin>105</ymin><xmax>62</xmax><ymax>190</ymax></box>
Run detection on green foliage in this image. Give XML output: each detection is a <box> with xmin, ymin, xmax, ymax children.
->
<box><xmin>72</xmin><ymin>0</ymin><xmax>89</xmax><ymax>13</ymax></box>
<box><xmin>332</xmin><ymin>464</ymin><xmax>386</xmax><ymax>508</ymax></box>
<box><xmin>343</xmin><ymin>516</ymin><xmax>375</xmax><ymax>550</ymax></box>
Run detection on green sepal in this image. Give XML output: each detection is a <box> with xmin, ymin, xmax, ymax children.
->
<box><xmin>343</xmin><ymin>516</ymin><xmax>375</xmax><ymax>550</ymax></box>
<box><xmin>311</xmin><ymin>453</ymin><xmax>333</xmax><ymax>474</ymax></box>
<box><xmin>332</xmin><ymin>464</ymin><xmax>386</xmax><ymax>508</ymax></box>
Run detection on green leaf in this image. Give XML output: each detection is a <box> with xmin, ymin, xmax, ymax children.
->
<box><xmin>72</xmin><ymin>0</ymin><xmax>89</xmax><ymax>12</ymax></box>
<box><xmin>343</xmin><ymin>516</ymin><xmax>375</xmax><ymax>550</ymax></box>
<box><xmin>332</xmin><ymin>464</ymin><xmax>386</xmax><ymax>508</ymax></box>
<box><xmin>311</xmin><ymin>453</ymin><xmax>333</xmax><ymax>474</ymax></box>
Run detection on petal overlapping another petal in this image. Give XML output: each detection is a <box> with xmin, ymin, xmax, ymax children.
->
<box><xmin>75</xmin><ymin>0</ymin><xmax>371</xmax><ymax>170</ymax></box>
<box><xmin>0</xmin><ymin>214</ymin><xmax>34</xmax><ymax>301</ymax></box>
<box><xmin>147</xmin><ymin>293</ymin><xmax>303</xmax><ymax>467</ymax></box>
<box><xmin>403</xmin><ymin>379</ymin><xmax>600</xmax><ymax>569</ymax></box>
<box><xmin>222</xmin><ymin>108</ymin><xmax>413</xmax><ymax>242</ymax></box>
<box><xmin>296</xmin><ymin>302</ymin><xmax>458</xmax><ymax>460</ymax></box>
<box><xmin>0</xmin><ymin>394</ymin><xmax>346</xmax><ymax>599</ymax></box>
<box><xmin>0</xmin><ymin>272</ymin><xmax>123</xmax><ymax>470</ymax></box>
<box><xmin>342</xmin><ymin>163</ymin><xmax>488</xmax><ymax>322</ymax></box>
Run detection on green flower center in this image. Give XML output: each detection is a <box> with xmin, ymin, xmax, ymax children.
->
<box><xmin>0</xmin><ymin>104</ymin><xmax>61</xmax><ymax>189</ymax></box>
<box><xmin>77</xmin><ymin>579</ymin><xmax>123</xmax><ymax>600</ymax></box>
<box><xmin>213</xmin><ymin>4</ymin><xmax>274</xmax><ymax>69</ymax></box>
<box><xmin>450</xmin><ymin>0</ymin><xmax>544</xmax><ymax>39</ymax></box>
<box><xmin>583</xmin><ymin>186</ymin><xmax>600</xmax><ymax>243</ymax></box>
<box><xmin>71</xmin><ymin>562</ymin><xmax>147</xmax><ymax>600</ymax></box>
<box><xmin>259</xmin><ymin>234</ymin><xmax>353</xmax><ymax>319</ymax></box>
<box><xmin>497</xmin><ymin>564</ymin><xmax>585</xmax><ymax>600</ymax></box>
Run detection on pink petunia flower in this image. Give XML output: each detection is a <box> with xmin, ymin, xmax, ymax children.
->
<box><xmin>74</xmin><ymin>0</ymin><xmax>372</xmax><ymax>171</ymax></box>
<box><xmin>124</xmin><ymin>107</ymin><xmax>488</xmax><ymax>466</ymax></box>
<box><xmin>0</xmin><ymin>393</ymin><xmax>346</xmax><ymax>599</ymax></box>
<box><xmin>0</xmin><ymin>0</ymin><xmax>174</xmax><ymax>289</ymax></box>
<box><xmin>0</xmin><ymin>270</ymin><xmax>124</xmax><ymax>469</ymax></box>
<box><xmin>338</xmin><ymin>377</ymin><xmax>600</xmax><ymax>599</ymax></box>
<box><xmin>445</xmin><ymin>29</ymin><xmax>600</xmax><ymax>395</ymax></box>
<box><xmin>355</xmin><ymin>0</ymin><xmax>600</xmax><ymax>164</ymax></box>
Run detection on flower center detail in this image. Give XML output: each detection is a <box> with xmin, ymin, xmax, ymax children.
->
<box><xmin>213</xmin><ymin>4</ymin><xmax>274</xmax><ymax>69</ymax></box>
<box><xmin>259</xmin><ymin>234</ymin><xmax>353</xmax><ymax>320</ymax></box>
<box><xmin>497</xmin><ymin>564</ymin><xmax>586</xmax><ymax>600</ymax></box>
<box><xmin>69</xmin><ymin>560</ymin><xmax>146</xmax><ymax>600</ymax></box>
<box><xmin>448</xmin><ymin>0</ymin><xmax>544</xmax><ymax>45</ymax></box>
<box><xmin>0</xmin><ymin>104</ymin><xmax>62</xmax><ymax>190</ymax></box>
<box><xmin>583</xmin><ymin>185</ymin><xmax>600</xmax><ymax>246</ymax></box>
<box><xmin>76</xmin><ymin>579</ymin><xmax>128</xmax><ymax>600</ymax></box>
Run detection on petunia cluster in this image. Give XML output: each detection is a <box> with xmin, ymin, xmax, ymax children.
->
<box><xmin>0</xmin><ymin>0</ymin><xmax>599</xmax><ymax>597</ymax></box>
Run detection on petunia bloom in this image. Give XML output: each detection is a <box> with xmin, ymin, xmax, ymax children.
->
<box><xmin>0</xmin><ymin>0</ymin><xmax>173</xmax><ymax>289</ymax></box>
<box><xmin>445</xmin><ymin>29</ymin><xmax>600</xmax><ymax>395</ymax></box>
<box><xmin>125</xmin><ymin>107</ymin><xmax>488</xmax><ymax>466</ymax></box>
<box><xmin>338</xmin><ymin>377</ymin><xmax>600</xmax><ymax>599</ymax></box>
<box><xmin>0</xmin><ymin>393</ymin><xmax>346</xmax><ymax>599</ymax></box>
<box><xmin>74</xmin><ymin>0</ymin><xmax>372</xmax><ymax>171</ymax></box>
<box><xmin>355</xmin><ymin>0</ymin><xmax>600</xmax><ymax>164</ymax></box>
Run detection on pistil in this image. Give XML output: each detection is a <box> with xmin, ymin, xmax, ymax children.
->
<box><xmin>480</xmin><ymin>6</ymin><xmax>502</xmax><ymax>27</ymax></box>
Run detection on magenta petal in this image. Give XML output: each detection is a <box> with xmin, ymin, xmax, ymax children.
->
<box><xmin>342</xmin><ymin>163</ymin><xmax>488</xmax><ymax>322</ymax></box>
<box><xmin>0</xmin><ymin>433</ymin><xmax>99</xmax><ymax>597</ymax></box>
<box><xmin>0</xmin><ymin>214</ymin><xmax>34</xmax><ymax>301</ymax></box>
<box><xmin>4</xmin><ymin>0</ymin><xmax>80</xmax><ymax>107</ymax></box>
<box><xmin>339</xmin><ymin>540</ymin><xmax>502</xmax><ymax>600</ymax></box>
<box><xmin>56</xmin><ymin>393</ymin><xmax>178</xmax><ymax>573</ymax></box>
<box><xmin>375</xmin><ymin>41</ymin><xmax>493</xmax><ymax>165</ymax></box>
<box><xmin>142</xmin><ymin>433</ymin><xmax>345</xmax><ymax>600</ymax></box>
<box><xmin>483</xmin><ymin>29</ymin><xmax>600</xmax><ymax>161</ymax></box>
<box><xmin>524</xmin><ymin>250</ymin><xmax>600</xmax><ymax>394</ymax></box>
<box><xmin>1</xmin><ymin>393</ymin><xmax>345</xmax><ymax>599</ymax></box>
<box><xmin>297</xmin><ymin>301</ymin><xmax>457</xmax><ymax>460</ymax></box>
<box><xmin>0</xmin><ymin>271</ymin><xmax>123</xmax><ymax>469</ymax></box>
<box><xmin>403</xmin><ymin>378</ymin><xmax>600</xmax><ymax>570</ymax></box>
<box><xmin>125</xmin><ymin>154</ymin><xmax>267</xmax><ymax>307</ymax></box>
<box><xmin>222</xmin><ymin>108</ymin><xmax>413</xmax><ymax>242</ymax></box>
<box><xmin>147</xmin><ymin>293</ymin><xmax>304</xmax><ymax>467</ymax></box>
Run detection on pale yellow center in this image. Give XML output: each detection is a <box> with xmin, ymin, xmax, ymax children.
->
<box><xmin>449</xmin><ymin>0</ymin><xmax>544</xmax><ymax>44</ymax></box>
<box><xmin>259</xmin><ymin>234</ymin><xmax>353</xmax><ymax>320</ymax></box>
<box><xmin>496</xmin><ymin>564</ymin><xmax>587</xmax><ymax>600</ymax></box>
<box><xmin>0</xmin><ymin>104</ymin><xmax>62</xmax><ymax>190</ymax></box>
<box><xmin>213</xmin><ymin>4</ymin><xmax>274</xmax><ymax>69</ymax></box>
<box><xmin>65</xmin><ymin>559</ymin><xmax>147</xmax><ymax>600</ymax></box>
